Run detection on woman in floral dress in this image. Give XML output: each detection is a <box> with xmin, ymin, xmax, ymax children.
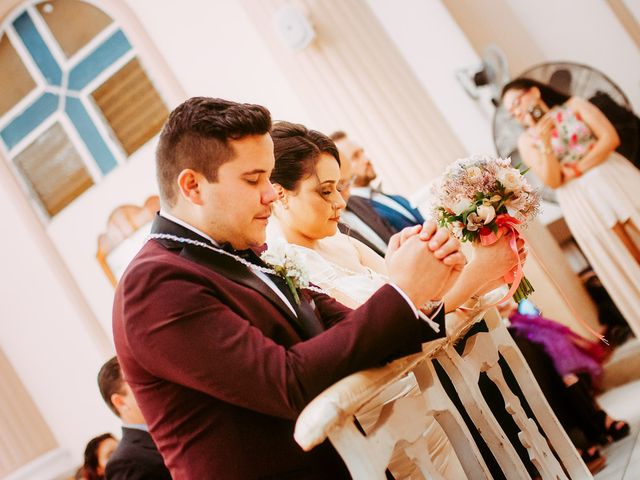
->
<box><xmin>501</xmin><ymin>78</ymin><xmax>640</xmax><ymax>337</ymax></box>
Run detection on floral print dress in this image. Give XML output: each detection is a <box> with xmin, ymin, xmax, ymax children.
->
<box><xmin>547</xmin><ymin>105</ymin><xmax>596</xmax><ymax>165</ymax></box>
<box><xmin>531</xmin><ymin>101</ymin><xmax>640</xmax><ymax>335</ymax></box>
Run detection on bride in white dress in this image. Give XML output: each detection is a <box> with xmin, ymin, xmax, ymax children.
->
<box><xmin>267</xmin><ymin>121</ymin><xmax>525</xmax><ymax>478</ymax></box>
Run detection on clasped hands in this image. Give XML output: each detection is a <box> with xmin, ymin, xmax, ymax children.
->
<box><xmin>385</xmin><ymin>222</ymin><xmax>529</xmax><ymax>311</ymax></box>
<box><xmin>385</xmin><ymin>221</ymin><xmax>465</xmax><ymax>309</ymax></box>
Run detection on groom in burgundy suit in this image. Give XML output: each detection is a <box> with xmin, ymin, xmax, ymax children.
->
<box><xmin>112</xmin><ymin>97</ymin><xmax>465</xmax><ymax>479</ymax></box>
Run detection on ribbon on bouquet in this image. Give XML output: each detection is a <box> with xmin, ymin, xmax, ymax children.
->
<box><xmin>458</xmin><ymin>214</ymin><xmax>524</xmax><ymax>312</ymax></box>
<box><xmin>464</xmin><ymin>214</ymin><xmax>608</xmax><ymax>344</ymax></box>
<box><xmin>478</xmin><ymin>214</ymin><xmax>524</xmax><ymax>307</ymax></box>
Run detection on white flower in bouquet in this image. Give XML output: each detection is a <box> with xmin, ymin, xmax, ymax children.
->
<box><xmin>477</xmin><ymin>204</ymin><xmax>496</xmax><ymax>224</ymax></box>
<box><xmin>465</xmin><ymin>213</ymin><xmax>484</xmax><ymax>231</ymax></box>
<box><xmin>507</xmin><ymin>193</ymin><xmax>528</xmax><ymax>213</ymax></box>
<box><xmin>466</xmin><ymin>166</ymin><xmax>483</xmax><ymax>183</ymax></box>
<box><xmin>452</xmin><ymin>197</ymin><xmax>474</xmax><ymax>215</ymax></box>
<box><xmin>497</xmin><ymin>167</ymin><xmax>523</xmax><ymax>192</ymax></box>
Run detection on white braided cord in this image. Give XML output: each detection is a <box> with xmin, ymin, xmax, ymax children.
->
<box><xmin>147</xmin><ymin>233</ymin><xmax>328</xmax><ymax>295</ymax></box>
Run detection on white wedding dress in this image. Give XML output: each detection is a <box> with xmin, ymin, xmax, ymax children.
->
<box><xmin>267</xmin><ymin>227</ymin><xmax>465</xmax><ymax>478</ymax></box>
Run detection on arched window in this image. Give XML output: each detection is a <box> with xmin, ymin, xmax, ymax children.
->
<box><xmin>0</xmin><ymin>0</ymin><xmax>168</xmax><ymax>219</ymax></box>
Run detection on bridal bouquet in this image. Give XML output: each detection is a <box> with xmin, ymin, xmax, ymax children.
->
<box><xmin>431</xmin><ymin>155</ymin><xmax>540</xmax><ymax>302</ymax></box>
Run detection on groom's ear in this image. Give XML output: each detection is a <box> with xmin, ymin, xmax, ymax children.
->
<box><xmin>177</xmin><ymin>169</ymin><xmax>205</xmax><ymax>206</ymax></box>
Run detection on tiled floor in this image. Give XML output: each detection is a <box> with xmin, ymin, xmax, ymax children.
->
<box><xmin>594</xmin><ymin>371</ymin><xmax>640</xmax><ymax>478</ymax></box>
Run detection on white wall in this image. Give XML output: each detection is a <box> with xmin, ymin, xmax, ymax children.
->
<box><xmin>506</xmin><ymin>0</ymin><xmax>640</xmax><ymax>111</ymax></box>
<box><xmin>367</xmin><ymin>0</ymin><xmax>496</xmax><ymax>157</ymax></box>
<box><xmin>623</xmin><ymin>0</ymin><xmax>640</xmax><ymax>24</ymax></box>
<box><xmin>125</xmin><ymin>0</ymin><xmax>312</xmax><ymax>124</ymax></box>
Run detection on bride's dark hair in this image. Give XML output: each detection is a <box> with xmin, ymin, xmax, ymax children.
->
<box><xmin>271</xmin><ymin>121</ymin><xmax>340</xmax><ymax>191</ymax></box>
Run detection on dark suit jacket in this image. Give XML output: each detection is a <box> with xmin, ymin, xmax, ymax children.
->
<box><xmin>105</xmin><ymin>427</ymin><xmax>171</xmax><ymax>480</ymax></box>
<box><xmin>339</xmin><ymin>196</ymin><xmax>397</xmax><ymax>256</ymax></box>
<box><xmin>113</xmin><ymin>215</ymin><xmax>444</xmax><ymax>479</ymax></box>
<box><xmin>370</xmin><ymin>193</ymin><xmax>425</xmax><ymax>231</ymax></box>
<box><xmin>338</xmin><ymin>222</ymin><xmax>386</xmax><ymax>257</ymax></box>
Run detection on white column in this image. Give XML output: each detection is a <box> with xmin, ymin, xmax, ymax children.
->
<box><xmin>0</xmin><ymin>348</ymin><xmax>57</xmax><ymax>476</ymax></box>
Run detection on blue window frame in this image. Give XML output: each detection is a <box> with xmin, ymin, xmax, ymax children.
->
<box><xmin>0</xmin><ymin>1</ymin><xmax>167</xmax><ymax>218</ymax></box>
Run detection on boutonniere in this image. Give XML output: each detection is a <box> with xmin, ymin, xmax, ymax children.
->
<box><xmin>260</xmin><ymin>241</ymin><xmax>310</xmax><ymax>305</ymax></box>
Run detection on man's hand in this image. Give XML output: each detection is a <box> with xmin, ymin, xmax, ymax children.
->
<box><xmin>386</xmin><ymin>224</ymin><xmax>464</xmax><ymax>307</ymax></box>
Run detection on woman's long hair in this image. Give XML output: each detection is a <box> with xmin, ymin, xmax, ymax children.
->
<box><xmin>82</xmin><ymin>433</ymin><xmax>115</xmax><ymax>480</ymax></box>
<box><xmin>501</xmin><ymin>78</ymin><xmax>570</xmax><ymax>109</ymax></box>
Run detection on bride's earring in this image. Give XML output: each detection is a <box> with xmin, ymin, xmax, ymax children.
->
<box><xmin>273</xmin><ymin>184</ymin><xmax>289</xmax><ymax>210</ymax></box>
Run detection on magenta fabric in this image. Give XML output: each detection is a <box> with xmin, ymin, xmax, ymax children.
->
<box><xmin>509</xmin><ymin>311</ymin><xmax>603</xmax><ymax>384</ymax></box>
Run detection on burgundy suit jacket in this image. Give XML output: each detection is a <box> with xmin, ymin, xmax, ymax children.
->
<box><xmin>113</xmin><ymin>215</ymin><xmax>444</xmax><ymax>479</ymax></box>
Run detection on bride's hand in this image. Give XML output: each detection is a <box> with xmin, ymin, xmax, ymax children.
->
<box><xmin>471</xmin><ymin>234</ymin><xmax>526</xmax><ymax>285</ymax></box>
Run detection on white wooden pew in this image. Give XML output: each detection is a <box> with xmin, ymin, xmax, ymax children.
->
<box><xmin>294</xmin><ymin>297</ymin><xmax>592</xmax><ymax>479</ymax></box>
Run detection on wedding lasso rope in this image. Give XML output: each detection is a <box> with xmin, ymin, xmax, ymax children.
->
<box><xmin>147</xmin><ymin>233</ymin><xmax>329</xmax><ymax>295</ymax></box>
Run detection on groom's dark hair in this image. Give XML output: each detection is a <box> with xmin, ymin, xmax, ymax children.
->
<box><xmin>156</xmin><ymin>97</ymin><xmax>272</xmax><ymax>206</ymax></box>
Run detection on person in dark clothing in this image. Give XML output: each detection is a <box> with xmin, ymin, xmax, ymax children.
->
<box><xmin>97</xmin><ymin>357</ymin><xmax>171</xmax><ymax>479</ymax></box>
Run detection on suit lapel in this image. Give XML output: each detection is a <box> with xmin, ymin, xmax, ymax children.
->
<box><xmin>386</xmin><ymin>194</ymin><xmax>425</xmax><ymax>224</ymax></box>
<box><xmin>346</xmin><ymin>196</ymin><xmax>396</xmax><ymax>241</ymax></box>
<box><xmin>150</xmin><ymin>216</ymin><xmax>301</xmax><ymax>327</ymax></box>
<box><xmin>369</xmin><ymin>200</ymin><xmax>416</xmax><ymax>230</ymax></box>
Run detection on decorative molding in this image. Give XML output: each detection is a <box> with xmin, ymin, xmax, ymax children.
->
<box><xmin>0</xmin><ymin>348</ymin><xmax>59</xmax><ymax>477</ymax></box>
<box><xmin>4</xmin><ymin>448</ymin><xmax>73</xmax><ymax>480</ymax></box>
<box><xmin>606</xmin><ymin>0</ymin><xmax>640</xmax><ymax>49</ymax></box>
<box><xmin>97</xmin><ymin>195</ymin><xmax>159</xmax><ymax>286</ymax></box>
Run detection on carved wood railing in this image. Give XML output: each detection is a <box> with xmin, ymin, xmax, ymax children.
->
<box><xmin>294</xmin><ymin>295</ymin><xmax>592</xmax><ymax>479</ymax></box>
